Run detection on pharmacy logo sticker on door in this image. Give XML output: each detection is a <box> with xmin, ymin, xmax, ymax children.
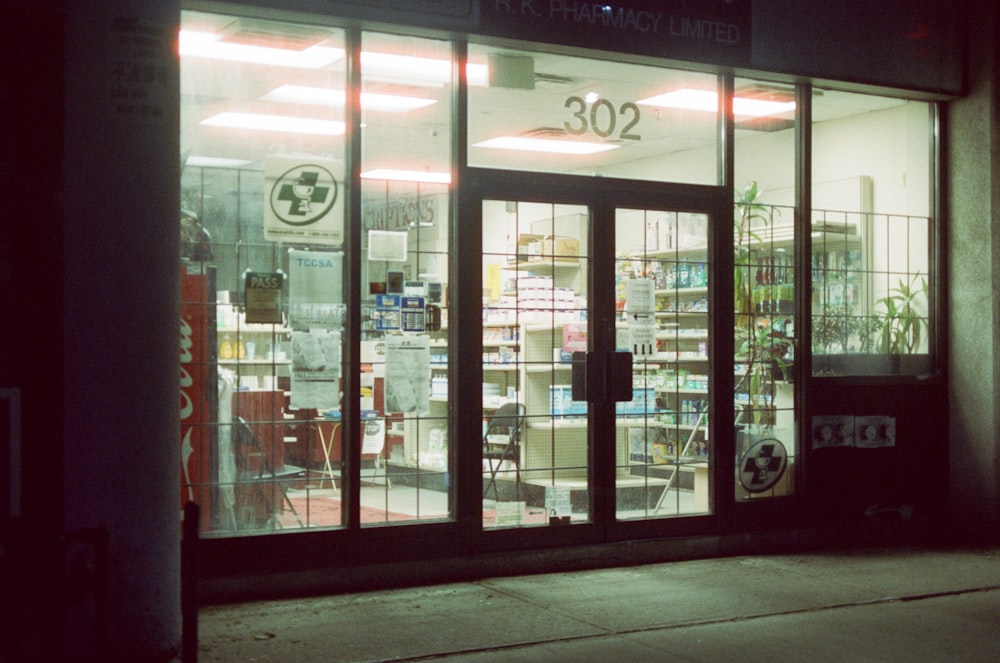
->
<box><xmin>264</xmin><ymin>157</ymin><xmax>343</xmax><ymax>246</ymax></box>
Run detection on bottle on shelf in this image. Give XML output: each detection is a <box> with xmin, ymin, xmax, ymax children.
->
<box><xmin>219</xmin><ymin>334</ymin><xmax>234</xmax><ymax>360</ymax></box>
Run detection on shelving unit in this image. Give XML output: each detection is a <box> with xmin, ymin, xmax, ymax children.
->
<box><xmin>215</xmin><ymin>305</ymin><xmax>292</xmax><ymax>391</ymax></box>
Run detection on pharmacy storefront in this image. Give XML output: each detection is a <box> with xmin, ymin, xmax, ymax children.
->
<box><xmin>181</xmin><ymin>0</ymin><xmax>957</xmax><ymax>588</ymax></box>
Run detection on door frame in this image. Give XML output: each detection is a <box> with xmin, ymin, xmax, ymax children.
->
<box><xmin>458</xmin><ymin>167</ymin><xmax>735</xmax><ymax>543</ymax></box>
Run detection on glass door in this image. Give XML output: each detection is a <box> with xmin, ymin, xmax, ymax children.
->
<box><xmin>479</xmin><ymin>193</ymin><xmax>718</xmax><ymax>530</ymax></box>
<box><xmin>614</xmin><ymin>208</ymin><xmax>712</xmax><ymax>520</ymax></box>
<box><xmin>481</xmin><ymin>200</ymin><xmax>591</xmax><ymax>528</ymax></box>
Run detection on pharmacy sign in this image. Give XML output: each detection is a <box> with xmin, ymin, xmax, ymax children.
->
<box><xmin>264</xmin><ymin>157</ymin><xmax>343</xmax><ymax>245</ymax></box>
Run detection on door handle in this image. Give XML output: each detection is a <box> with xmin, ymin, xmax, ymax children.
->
<box><xmin>571</xmin><ymin>351</ymin><xmax>633</xmax><ymax>403</ymax></box>
<box><xmin>609</xmin><ymin>352</ymin><xmax>633</xmax><ymax>403</ymax></box>
<box><xmin>571</xmin><ymin>351</ymin><xmax>597</xmax><ymax>402</ymax></box>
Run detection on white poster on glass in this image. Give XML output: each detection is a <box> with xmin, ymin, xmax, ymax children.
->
<box><xmin>289</xmin><ymin>329</ymin><xmax>342</xmax><ymax>410</ymax></box>
<box><xmin>288</xmin><ymin>249</ymin><xmax>344</xmax><ymax>330</ymax></box>
<box><xmin>384</xmin><ymin>335</ymin><xmax>430</xmax><ymax>415</ymax></box>
<box><xmin>625</xmin><ymin>278</ymin><xmax>656</xmax><ymax>357</ymax></box>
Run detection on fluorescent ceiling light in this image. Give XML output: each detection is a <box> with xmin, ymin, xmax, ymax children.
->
<box><xmin>200</xmin><ymin>111</ymin><xmax>345</xmax><ymax>136</ymax></box>
<box><xmin>179</xmin><ymin>28</ymin><xmax>487</xmax><ymax>84</ymax></box>
<box><xmin>467</xmin><ymin>64</ymin><xmax>489</xmax><ymax>86</ymax></box>
<box><xmin>185</xmin><ymin>156</ymin><xmax>254</xmax><ymax>168</ymax></box>
<box><xmin>361</xmin><ymin>51</ymin><xmax>488</xmax><ymax>87</ymax></box>
<box><xmin>473</xmin><ymin>136</ymin><xmax>619</xmax><ymax>155</ymax></box>
<box><xmin>179</xmin><ymin>29</ymin><xmax>344</xmax><ymax>68</ymax></box>
<box><xmin>259</xmin><ymin>84</ymin><xmax>437</xmax><ymax>112</ymax></box>
<box><xmin>734</xmin><ymin>96</ymin><xmax>797</xmax><ymax>117</ymax></box>
<box><xmin>637</xmin><ymin>89</ymin><xmax>796</xmax><ymax>117</ymax></box>
<box><xmin>361</xmin><ymin>168</ymin><xmax>451</xmax><ymax>184</ymax></box>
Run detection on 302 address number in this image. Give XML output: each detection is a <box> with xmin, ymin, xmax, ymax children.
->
<box><xmin>564</xmin><ymin>96</ymin><xmax>641</xmax><ymax>141</ymax></box>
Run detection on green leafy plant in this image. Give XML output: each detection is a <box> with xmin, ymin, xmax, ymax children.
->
<box><xmin>734</xmin><ymin>181</ymin><xmax>772</xmax><ymax>332</ymax></box>
<box><xmin>736</xmin><ymin>319</ymin><xmax>794</xmax><ymax>428</ymax></box>
<box><xmin>876</xmin><ymin>274</ymin><xmax>928</xmax><ymax>354</ymax></box>
<box><xmin>733</xmin><ymin>181</ymin><xmax>793</xmax><ymax>429</ymax></box>
<box><xmin>812</xmin><ymin>304</ymin><xmax>881</xmax><ymax>355</ymax></box>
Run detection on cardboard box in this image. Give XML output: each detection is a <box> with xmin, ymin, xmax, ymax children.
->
<box><xmin>542</xmin><ymin>235</ymin><xmax>579</xmax><ymax>261</ymax></box>
<box><xmin>550</xmin><ymin>385</ymin><xmax>587</xmax><ymax>418</ymax></box>
<box><xmin>562</xmin><ymin>323</ymin><xmax>588</xmax><ymax>352</ymax></box>
<box><xmin>510</xmin><ymin>233</ymin><xmax>543</xmax><ymax>263</ymax></box>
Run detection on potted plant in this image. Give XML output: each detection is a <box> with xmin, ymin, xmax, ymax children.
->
<box><xmin>733</xmin><ymin>182</ymin><xmax>794</xmax><ymax>434</ymax></box>
<box><xmin>875</xmin><ymin>273</ymin><xmax>928</xmax><ymax>355</ymax></box>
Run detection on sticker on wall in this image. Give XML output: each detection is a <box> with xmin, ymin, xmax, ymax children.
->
<box><xmin>855</xmin><ymin>416</ymin><xmax>896</xmax><ymax>448</ymax></box>
<box><xmin>811</xmin><ymin>415</ymin><xmax>854</xmax><ymax>449</ymax></box>
<box><xmin>264</xmin><ymin>157</ymin><xmax>343</xmax><ymax>245</ymax></box>
<box><xmin>738</xmin><ymin>438</ymin><xmax>787</xmax><ymax>493</ymax></box>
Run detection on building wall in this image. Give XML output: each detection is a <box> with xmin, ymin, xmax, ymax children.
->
<box><xmin>62</xmin><ymin>1</ymin><xmax>182</xmax><ymax>660</ymax></box>
<box><xmin>948</xmin><ymin>0</ymin><xmax>1000</xmax><ymax>534</ymax></box>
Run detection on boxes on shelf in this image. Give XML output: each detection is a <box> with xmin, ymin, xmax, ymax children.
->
<box><xmin>562</xmin><ymin>322</ymin><xmax>587</xmax><ymax>352</ymax></box>
<box><xmin>651</xmin><ymin>441</ymin><xmax>673</xmax><ymax>464</ymax></box>
<box><xmin>645</xmin><ymin>214</ymin><xmax>675</xmax><ymax>252</ymax></box>
<box><xmin>657</xmin><ymin>409</ymin><xmax>676</xmax><ymax>426</ymax></box>
<box><xmin>552</xmin><ymin>322</ymin><xmax>587</xmax><ymax>363</ymax></box>
<box><xmin>550</xmin><ymin>384</ymin><xmax>587</xmax><ymax>418</ymax></box>
<box><xmin>508</xmin><ymin>233</ymin><xmax>543</xmax><ymax>263</ymax></box>
<box><xmin>676</xmin><ymin>212</ymin><xmax>705</xmax><ymax>249</ymax></box>
<box><xmin>617</xmin><ymin>387</ymin><xmax>657</xmax><ymax>416</ymax></box>
<box><xmin>500</xmin><ymin>269</ymin><xmax>530</xmax><ymax>294</ymax></box>
<box><xmin>628</xmin><ymin>427</ymin><xmax>652</xmax><ymax>463</ymax></box>
<box><xmin>629</xmin><ymin>425</ymin><xmax>672</xmax><ymax>463</ymax></box>
<box><xmin>542</xmin><ymin>235</ymin><xmax>579</xmax><ymax>261</ymax></box>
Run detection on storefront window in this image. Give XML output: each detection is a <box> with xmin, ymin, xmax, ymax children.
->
<box><xmin>180</xmin><ymin>11</ymin><xmax>348</xmax><ymax>534</ymax></box>
<box><xmin>468</xmin><ymin>44</ymin><xmax>721</xmax><ymax>184</ymax></box>
<box><xmin>810</xmin><ymin>91</ymin><xmax>932</xmax><ymax>376</ymax></box>
<box><xmin>359</xmin><ymin>32</ymin><xmax>454</xmax><ymax>525</ymax></box>
<box><xmin>732</xmin><ymin>77</ymin><xmax>797</xmax><ymax>499</ymax></box>
<box><xmin>178</xmin><ymin>7</ymin><xmax>939</xmax><ymax>545</ymax></box>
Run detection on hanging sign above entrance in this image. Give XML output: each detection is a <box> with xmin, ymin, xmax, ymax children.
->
<box><xmin>477</xmin><ymin>0</ymin><xmax>751</xmax><ymax>68</ymax></box>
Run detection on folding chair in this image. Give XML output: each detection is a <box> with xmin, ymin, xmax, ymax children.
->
<box><xmin>233</xmin><ymin>416</ymin><xmax>305</xmax><ymax>530</ymax></box>
<box><xmin>482</xmin><ymin>402</ymin><xmax>525</xmax><ymax>502</ymax></box>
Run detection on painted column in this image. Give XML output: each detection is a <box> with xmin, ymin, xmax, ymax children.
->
<box><xmin>62</xmin><ymin>0</ymin><xmax>181</xmax><ymax>658</ymax></box>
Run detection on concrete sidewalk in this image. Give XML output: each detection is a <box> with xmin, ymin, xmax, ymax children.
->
<box><xmin>196</xmin><ymin>545</ymin><xmax>1000</xmax><ymax>662</ymax></box>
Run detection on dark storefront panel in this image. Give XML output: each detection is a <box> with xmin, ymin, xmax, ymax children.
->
<box><xmin>223</xmin><ymin>0</ymin><xmax>962</xmax><ymax>95</ymax></box>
